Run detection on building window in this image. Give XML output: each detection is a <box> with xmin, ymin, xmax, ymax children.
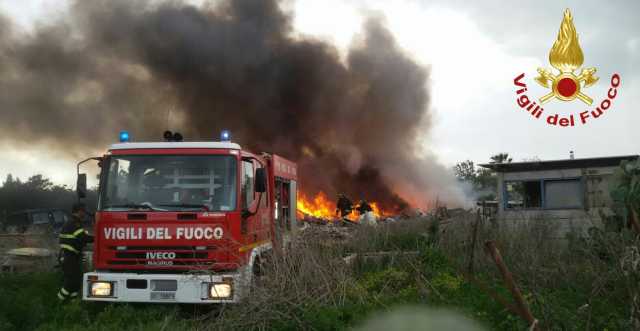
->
<box><xmin>544</xmin><ymin>179</ymin><xmax>583</xmax><ymax>209</ymax></box>
<box><xmin>504</xmin><ymin>178</ymin><xmax>583</xmax><ymax>210</ymax></box>
<box><xmin>505</xmin><ymin>180</ymin><xmax>541</xmax><ymax>209</ymax></box>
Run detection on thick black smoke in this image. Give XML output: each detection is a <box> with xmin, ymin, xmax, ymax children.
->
<box><xmin>0</xmin><ymin>0</ymin><xmax>463</xmax><ymax>210</ymax></box>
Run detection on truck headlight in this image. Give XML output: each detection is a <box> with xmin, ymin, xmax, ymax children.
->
<box><xmin>209</xmin><ymin>283</ymin><xmax>232</xmax><ymax>299</ymax></box>
<box><xmin>90</xmin><ymin>281</ymin><xmax>114</xmax><ymax>297</ymax></box>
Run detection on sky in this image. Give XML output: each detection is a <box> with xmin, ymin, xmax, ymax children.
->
<box><xmin>0</xmin><ymin>0</ymin><xmax>638</xmax><ymax>187</ymax></box>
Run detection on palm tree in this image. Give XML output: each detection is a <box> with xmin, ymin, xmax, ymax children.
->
<box><xmin>490</xmin><ymin>153</ymin><xmax>512</xmax><ymax>164</ymax></box>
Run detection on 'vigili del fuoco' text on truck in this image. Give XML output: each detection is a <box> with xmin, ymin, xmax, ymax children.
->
<box><xmin>76</xmin><ymin>130</ymin><xmax>298</xmax><ymax>303</ymax></box>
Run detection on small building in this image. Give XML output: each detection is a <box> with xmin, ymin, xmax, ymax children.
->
<box><xmin>480</xmin><ymin>155</ymin><xmax>638</xmax><ymax>237</ymax></box>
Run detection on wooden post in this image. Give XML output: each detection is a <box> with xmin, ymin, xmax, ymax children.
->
<box><xmin>484</xmin><ymin>241</ymin><xmax>539</xmax><ymax>329</ymax></box>
<box><xmin>467</xmin><ymin>206</ymin><xmax>481</xmax><ymax>274</ymax></box>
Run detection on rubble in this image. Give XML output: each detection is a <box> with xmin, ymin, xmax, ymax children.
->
<box><xmin>297</xmin><ymin>222</ymin><xmax>354</xmax><ymax>248</ymax></box>
<box><xmin>298</xmin><ymin>211</ymin><xmax>381</xmax><ymax>227</ymax></box>
<box><xmin>2</xmin><ymin>247</ymin><xmax>56</xmax><ymax>273</ymax></box>
<box><xmin>359</xmin><ymin>212</ymin><xmax>378</xmax><ymax>226</ymax></box>
<box><xmin>0</xmin><ymin>232</ymin><xmax>59</xmax><ymax>273</ymax></box>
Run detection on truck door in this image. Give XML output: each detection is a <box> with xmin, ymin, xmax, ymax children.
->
<box><xmin>241</xmin><ymin>159</ymin><xmax>269</xmax><ymax>245</ymax></box>
<box><xmin>274</xmin><ymin>178</ymin><xmax>297</xmax><ymax>249</ymax></box>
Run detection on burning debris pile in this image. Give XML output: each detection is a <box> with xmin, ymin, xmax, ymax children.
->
<box><xmin>295</xmin><ymin>191</ymin><xmax>433</xmax><ymax>227</ymax></box>
<box><xmin>297</xmin><ymin>192</ymin><xmax>390</xmax><ymax>225</ymax></box>
<box><xmin>0</xmin><ymin>0</ymin><xmax>464</xmax><ymax>210</ymax></box>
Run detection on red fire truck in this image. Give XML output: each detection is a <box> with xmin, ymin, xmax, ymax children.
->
<box><xmin>77</xmin><ymin>131</ymin><xmax>297</xmax><ymax>303</ymax></box>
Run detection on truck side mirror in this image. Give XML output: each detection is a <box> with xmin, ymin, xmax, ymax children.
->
<box><xmin>255</xmin><ymin>168</ymin><xmax>267</xmax><ymax>193</ymax></box>
<box><xmin>77</xmin><ymin>173</ymin><xmax>87</xmax><ymax>199</ymax></box>
<box><xmin>76</xmin><ymin>156</ymin><xmax>102</xmax><ymax>200</ymax></box>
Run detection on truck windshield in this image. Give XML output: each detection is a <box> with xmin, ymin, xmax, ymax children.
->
<box><xmin>100</xmin><ymin>155</ymin><xmax>237</xmax><ymax>212</ymax></box>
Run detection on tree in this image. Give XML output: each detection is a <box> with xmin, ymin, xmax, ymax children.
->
<box><xmin>454</xmin><ymin>160</ymin><xmax>476</xmax><ymax>182</ymax></box>
<box><xmin>2</xmin><ymin>174</ymin><xmax>20</xmax><ymax>189</ymax></box>
<box><xmin>611</xmin><ymin>159</ymin><xmax>640</xmax><ymax>232</ymax></box>
<box><xmin>0</xmin><ymin>174</ymin><xmax>98</xmax><ymax>219</ymax></box>
<box><xmin>454</xmin><ymin>154</ymin><xmax>512</xmax><ymax>201</ymax></box>
<box><xmin>3</xmin><ymin>174</ymin><xmax>13</xmax><ymax>186</ymax></box>
<box><xmin>490</xmin><ymin>153</ymin><xmax>512</xmax><ymax>164</ymax></box>
<box><xmin>25</xmin><ymin>175</ymin><xmax>53</xmax><ymax>191</ymax></box>
<box><xmin>475</xmin><ymin>167</ymin><xmax>496</xmax><ymax>189</ymax></box>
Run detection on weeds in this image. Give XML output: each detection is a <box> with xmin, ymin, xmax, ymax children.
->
<box><xmin>0</xmin><ymin>272</ymin><xmax>192</xmax><ymax>331</ymax></box>
<box><xmin>0</xmin><ymin>216</ymin><xmax>636</xmax><ymax>330</ymax></box>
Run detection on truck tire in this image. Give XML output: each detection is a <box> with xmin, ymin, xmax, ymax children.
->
<box><xmin>249</xmin><ymin>252</ymin><xmax>271</xmax><ymax>296</ymax></box>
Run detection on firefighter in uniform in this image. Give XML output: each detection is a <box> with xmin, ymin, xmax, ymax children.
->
<box><xmin>356</xmin><ymin>199</ymin><xmax>373</xmax><ymax>215</ymax></box>
<box><xmin>336</xmin><ymin>194</ymin><xmax>353</xmax><ymax>218</ymax></box>
<box><xmin>58</xmin><ymin>203</ymin><xmax>93</xmax><ymax>301</ymax></box>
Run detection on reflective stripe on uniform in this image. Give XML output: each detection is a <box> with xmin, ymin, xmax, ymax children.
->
<box><xmin>58</xmin><ymin>292</ymin><xmax>66</xmax><ymax>300</ymax></box>
<box><xmin>59</xmin><ymin>228</ymin><xmax>86</xmax><ymax>239</ymax></box>
<box><xmin>70</xmin><ymin>292</ymin><xmax>78</xmax><ymax>297</ymax></box>
<box><xmin>60</xmin><ymin>288</ymin><xmax>70</xmax><ymax>295</ymax></box>
<box><xmin>60</xmin><ymin>244</ymin><xmax>79</xmax><ymax>254</ymax></box>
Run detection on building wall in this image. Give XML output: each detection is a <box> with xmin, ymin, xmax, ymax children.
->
<box><xmin>495</xmin><ymin>165</ymin><xmax>619</xmax><ymax>238</ymax></box>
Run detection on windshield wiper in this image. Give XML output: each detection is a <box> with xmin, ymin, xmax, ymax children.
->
<box><xmin>103</xmin><ymin>203</ymin><xmax>157</xmax><ymax>211</ymax></box>
<box><xmin>157</xmin><ymin>203</ymin><xmax>209</xmax><ymax>211</ymax></box>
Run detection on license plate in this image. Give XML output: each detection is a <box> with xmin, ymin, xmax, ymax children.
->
<box><xmin>150</xmin><ymin>291</ymin><xmax>175</xmax><ymax>301</ymax></box>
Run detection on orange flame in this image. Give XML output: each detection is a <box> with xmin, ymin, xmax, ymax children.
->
<box><xmin>297</xmin><ymin>191</ymin><xmax>336</xmax><ymax>219</ymax></box>
<box><xmin>296</xmin><ymin>191</ymin><xmax>389</xmax><ymax>221</ymax></box>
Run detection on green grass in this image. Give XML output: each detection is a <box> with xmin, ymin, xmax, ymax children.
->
<box><xmin>0</xmin><ymin>252</ymin><xmax>513</xmax><ymax>331</ymax></box>
<box><xmin>0</xmin><ymin>223</ymin><xmax>632</xmax><ymax>330</ymax></box>
<box><xmin>0</xmin><ymin>272</ymin><xmax>192</xmax><ymax>331</ymax></box>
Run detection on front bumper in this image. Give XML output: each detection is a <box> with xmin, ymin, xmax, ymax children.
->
<box><xmin>82</xmin><ymin>271</ymin><xmax>246</xmax><ymax>303</ymax></box>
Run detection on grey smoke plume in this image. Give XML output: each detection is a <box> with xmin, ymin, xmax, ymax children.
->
<box><xmin>0</xmin><ymin>0</ymin><xmax>463</xmax><ymax>211</ymax></box>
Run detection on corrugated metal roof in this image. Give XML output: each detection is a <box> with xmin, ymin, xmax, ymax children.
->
<box><xmin>479</xmin><ymin>155</ymin><xmax>638</xmax><ymax>172</ymax></box>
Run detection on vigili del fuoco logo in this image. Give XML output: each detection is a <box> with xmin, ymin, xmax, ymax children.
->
<box><xmin>513</xmin><ymin>9</ymin><xmax>620</xmax><ymax>127</ymax></box>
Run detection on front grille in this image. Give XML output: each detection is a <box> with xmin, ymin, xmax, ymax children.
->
<box><xmin>107</xmin><ymin>260</ymin><xmax>215</xmax><ymax>266</ymax></box>
<box><xmin>108</xmin><ymin>246</ymin><xmax>217</xmax><ymax>251</ymax></box>
<box><xmin>115</xmin><ymin>252</ymin><xmax>207</xmax><ymax>259</ymax></box>
<box><xmin>105</xmin><ymin>245</ymin><xmax>217</xmax><ymax>267</ymax></box>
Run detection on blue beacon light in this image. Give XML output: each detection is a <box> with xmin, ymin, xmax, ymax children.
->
<box><xmin>119</xmin><ymin>131</ymin><xmax>130</xmax><ymax>143</ymax></box>
<box><xmin>220</xmin><ymin>130</ymin><xmax>231</xmax><ymax>142</ymax></box>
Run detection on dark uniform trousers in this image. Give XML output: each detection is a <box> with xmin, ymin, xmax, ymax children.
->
<box><xmin>58</xmin><ymin>220</ymin><xmax>93</xmax><ymax>301</ymax></box>
<box><xmin>337</xmin><ymin>197</ymin><xmax>353</xmax><ymax>218</ymax></box>
<box><xmin>59</xmin><ymin>251</ymin><xmax>82</xmax><ymax>300</ymax></box>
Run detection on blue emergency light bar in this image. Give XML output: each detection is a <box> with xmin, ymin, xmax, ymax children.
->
<box><xmin>220</xmin><ymin>130</ymin><xmax>231</xmax><ymax>142</ymax></box>
<box><xmin>119</xmin><ymin>131</ymin><xmax>130</xmax><ymax>143</ymax></box>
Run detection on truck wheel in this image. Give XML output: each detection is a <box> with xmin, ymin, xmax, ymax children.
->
<box><xmin>252</xmin><ymin>256</ymin><xmax>263</xmax><ymax>280</ymax></box>
<box><xmin>249</xmin><ymin>254</ymin><xmax>268</xmax><ymax>296</ymax></box>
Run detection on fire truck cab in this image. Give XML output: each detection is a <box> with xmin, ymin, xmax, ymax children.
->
<box><xmin>80</xmin><ymin>131</ymin><xmax>297</xmax><ymax>303</ymax></box>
